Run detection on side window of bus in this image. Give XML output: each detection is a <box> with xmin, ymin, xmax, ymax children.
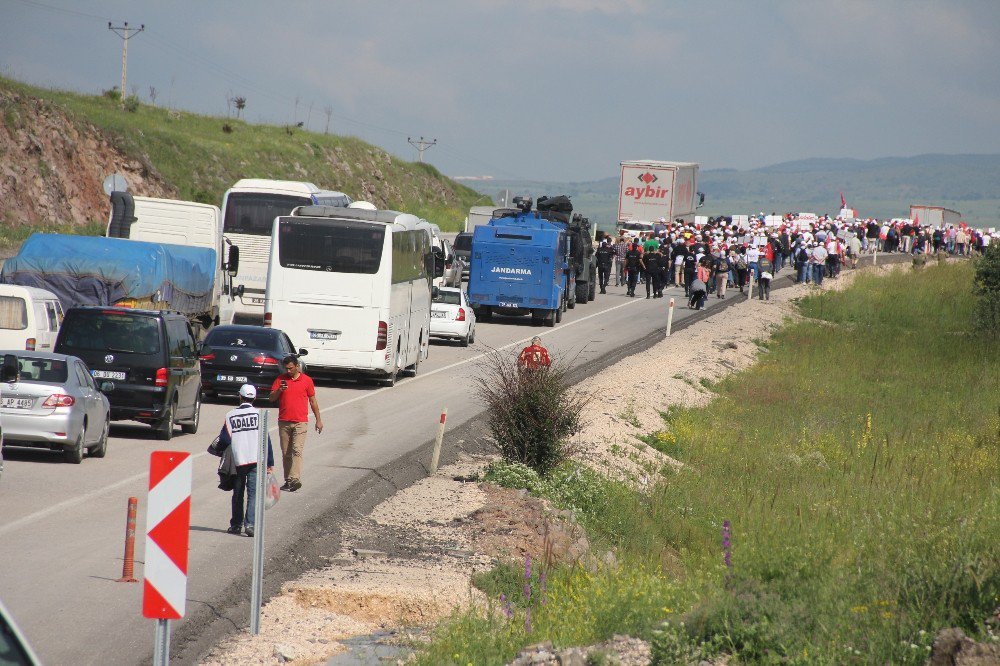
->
<box><xmin>392</xmin><ymin>231</ymin><xmax>426</xmax><ymax>283</ymax></box>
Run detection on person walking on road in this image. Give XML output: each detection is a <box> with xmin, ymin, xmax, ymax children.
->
<box><xmin>596</xmin><ymin>239</ymin><xmax>614</xmax><ymax>294</ymax></box>
<box><xmin>214</xmin><ymin>384</ymin><xmax>274</xmax><ymax>537</ymax></box>
<box><xmin>613</xmin><ymin>235</ymin><xmax>629</xmax><ymax>287</ymax></box>
<box><xmin>270</xmin><ymin>356</ymin><xmax>323</xmax><ymax>492</ymax></box>
<box><xmin>518</xmin><ymin>336</ymin><xmax>551</xmax><ymax>370</ymax></box>
<box><xmin>624</xmin><ymin>242</ymin><xmax>642</xmax><ymax>297</ymax></box>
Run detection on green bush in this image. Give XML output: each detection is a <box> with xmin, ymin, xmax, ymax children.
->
<box><xmin>475</xmin><ymin>350</ymin><xmax>588</xmax><ymax>475</ymax></box>
<box><xmin>972</xmin><ymin>241</ymin><xmax>1000</xmax><ymax>335</ymax></box>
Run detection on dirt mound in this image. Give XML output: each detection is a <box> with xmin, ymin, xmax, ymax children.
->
<box><xmin>0</xmin><ymin>87</ymin><xmax>173</xmax><ymax>228</ymax></box>
<box><xmin>928</xmin><ymin>627</ymin><xmax>1000</xmax><ymax>665</ymax></box>
<box><xmin>470</xmin><ymin>484</ymin><xmax>590</xmax><ymax>564</ymax></box>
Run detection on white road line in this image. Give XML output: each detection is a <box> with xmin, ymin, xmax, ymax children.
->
<box><xmin>0</xmin><ymin>297</ymin><xmax>647</xmax><ymax>537</ymax></box>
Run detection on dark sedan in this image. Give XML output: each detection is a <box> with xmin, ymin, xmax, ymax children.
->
<box><xmin>199</xmin><ymin>325</ymin><xmax>307</xmax><ymax>399</ymax></box>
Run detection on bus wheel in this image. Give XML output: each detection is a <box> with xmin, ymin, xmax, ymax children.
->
<box><xmin>404</xmin><ymin>352</ymin><xmax>420</xmax><ymax>377</ymax></box>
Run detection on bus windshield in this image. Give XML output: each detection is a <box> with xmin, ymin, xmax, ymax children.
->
<box><xmin>224</xmin><ymin>193</ymin><xmax>313</xmax><ymax>236</ymax></box>
<box><xmin>278</xmin><ymin>220</ymin><xmax>385</xmax><ymax>274</ymax></box>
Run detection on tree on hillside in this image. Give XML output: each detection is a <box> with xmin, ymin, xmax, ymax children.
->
<box><xmin>972</xmin><ymin>242</ymin><xmax>1000</xmax><ymax>336</ymax></box>
<box><xmin>234</xmin><ymin>96</ymin><xmax>246</xmax><ymax>118</ymax></box>
<box><xmin>323</xmin><ymin>105</ymin><xmax>333</xmax><ymax>134</ymax></box>
<box><xmin>148</xmin><ymin>86</ymin><xmax>157</xmax><ymax>105</ymax></box>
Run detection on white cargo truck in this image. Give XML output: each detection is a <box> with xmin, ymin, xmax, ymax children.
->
<box><xmin>617</xmin><ymin>160</ymin><xmax>702</xmax><ymax>227</ymax></box>
<box><xmin>106</xmin><ymin>193</ymin><xmax>241</xmax><ymax>329</ymax></box>
<box><xmin>463</xmin><ymin>205</ymin><xmax>496</xmax><ymax>233</ymax></box>
<box><xmin>909</xmin><ymin>205</ymin><xmax>962</xmax><ymax>228</ymax></box>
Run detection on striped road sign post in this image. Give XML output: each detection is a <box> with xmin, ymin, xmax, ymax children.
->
<box><xmin>142</xmin><ymin>451</ymin><xmax>192</xmax><ymax>666</ymax></box>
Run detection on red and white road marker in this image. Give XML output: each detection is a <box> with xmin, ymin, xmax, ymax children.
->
<box><xmin>142</xmin><ymin>451</ymin><xmax>192</xmax><ymax>666</ymax></box>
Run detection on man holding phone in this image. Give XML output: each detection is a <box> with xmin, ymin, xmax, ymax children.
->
<box><xmin>269</xmin><ymin>355</ymin><xmax>323</xmax><ymax>492</ymax></box>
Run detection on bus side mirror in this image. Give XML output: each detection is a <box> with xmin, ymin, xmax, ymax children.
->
<box><xmin>226</xmin><ymin>245</ymin><xmax>240</xmax><ymax>276</ymax></box>
<box><xmin>431</xmin><ymin>247</ymin><xmax>445</xmax><ymax>278</ymax></box>
<box><xmin>234</xmin><ymin>285</ymin><xmax>245</xmax><ymax>298</ymax></box>
<box><xmin>1</xmin><ymin>354</ymin><xmax>18</xmax><ymax>383</ymax></box>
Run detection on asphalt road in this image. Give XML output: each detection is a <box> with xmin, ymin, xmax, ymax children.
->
<box><xmin>0</xmin><ymin>277</ymin><xmax>755</xmax><ymax>665</ymax></box>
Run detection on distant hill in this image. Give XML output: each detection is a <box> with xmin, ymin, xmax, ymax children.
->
<box><xmin>468</xmin><ymin>154</ymin><xmax>1000</xmax><ymax>227</ymax></box>
<box><xmin>0</xmin><ymin>76</ymin><xmax>482</xmax><ymax>244</ymax></box>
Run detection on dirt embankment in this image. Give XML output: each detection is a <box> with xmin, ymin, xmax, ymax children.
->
<box><xmin>0</xmin><ymin>88</ymin><xmax>173</xmax><ymax>228</ymax></box>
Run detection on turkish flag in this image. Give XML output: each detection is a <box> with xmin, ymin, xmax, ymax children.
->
<box><xmin>913</xmin><ymin>212</ymin><xmax>919</xmax><ymax>225</ymax></box>
<box><xmin>840</xmin><ymin>192</ymin><xmax>847</xmax><ymax>209</ymax></box>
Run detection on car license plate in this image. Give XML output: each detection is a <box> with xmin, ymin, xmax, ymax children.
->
<box><xmin>309</xmin><ymin>330</ymin><xmax>339</xmax><ymax>340</ymax></box>
<box><xmin>217</xmin><ymin>374</ymin><xmax>249</xmax><ymax>383</ymax></box>
<box><xmin>431</xmin><ymin>311</ymin><xmax>447</xmax><ymax>319</ymax></box>
<box><xmin>249</xmin><ymin>297</ymin><xmax>264</xmax><ymax>305</ymax></box>
<box><xmin>92</xmin><ymin>370</ymin><xmax>126</xmax><ymax>380</ymax></box>
<box><xmin>1</xmin><ymin>397</ymin><xmax>33</xmax><ymax>409</ymax></box>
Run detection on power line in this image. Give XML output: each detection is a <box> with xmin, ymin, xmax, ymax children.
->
<box><xmin>407</xmin><ymin>136</ymin><xmax>437</xmax><ymax>163</ymax></box>
<box><xmin>108</xmin><ymin>21</ymin><xmax>144</xmax><ymax>107</ymax></box>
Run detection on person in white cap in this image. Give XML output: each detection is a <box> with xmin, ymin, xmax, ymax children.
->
<box><xmin>215</xmin><ymin>384</ymin><xmax>274</xmax><ymax>537</ymax></box>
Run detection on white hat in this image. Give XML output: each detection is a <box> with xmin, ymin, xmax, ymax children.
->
<box><xmin>239</xmin><ymin>384</ymin><xmax>257</xmax><ymax>400</ymax></box>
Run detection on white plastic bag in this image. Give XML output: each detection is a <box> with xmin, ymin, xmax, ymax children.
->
<box><xmin>264</xmin><ymin>471</ymin><xmax>280</xmax><ymax>509</ymax></box>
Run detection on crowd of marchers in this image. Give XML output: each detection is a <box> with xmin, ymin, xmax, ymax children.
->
<box><xmin>591</xmin><ymin>213</ymin><xmax>994</xmax><ymax>311</ymax></box>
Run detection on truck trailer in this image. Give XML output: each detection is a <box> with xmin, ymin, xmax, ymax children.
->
<box><xmin>909</xmin><ymin>205</ymin><xmax>962</xmax><ymax>228</ymax></box>
<box><xmin>618</xmin><ymin>160</ymin><xmax>702</xmax><ymax>227</ymax></box>
<box><xmin>467</xmin><ymin>199</ymin><xmax>569</xmax><ymax>327</ymax></box>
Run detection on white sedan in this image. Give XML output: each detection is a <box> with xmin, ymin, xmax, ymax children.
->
<box><xmin>430</xmin><ymin>288</ymin><xmax>476</xmax><ymax>347</ymax></box>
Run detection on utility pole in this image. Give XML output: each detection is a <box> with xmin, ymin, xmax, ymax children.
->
<box><xmin>108</xmin><ymin>21</ymin><xmax>144</xmax><ymax>109</ymax></box>
<box><xmin>407</xmin><ymin>136</ymin><xmax>437</xmax><ymax>163</ymax></box>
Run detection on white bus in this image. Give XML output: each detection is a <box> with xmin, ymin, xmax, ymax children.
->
<box><xmin>264</xmin><ymin>206</ymin><xmax>440</xmax><ymax>386</ymax></box>
<box><xmin>221</xmin><ymin>179</ymin><xmax>351</xmax><ymax>323</ymax></box>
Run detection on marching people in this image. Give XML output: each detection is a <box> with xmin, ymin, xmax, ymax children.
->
<box><xmin>269</xmin><ymin>355</ymin><xmax>323</xmax><ymax>493</ymax></box>
<box><xmin>624</xmin><ymin>241</ymin><xmax>642</xmax><ymax>297</ymax></box>
<box><xmin>213</xmin><ymin>384</ymin><xmax>275</xmax><ymax>537</ymax></box>
<box><xmin>757</xmin><ymin>255</ymin><xmax>773</xmax><ymax>300</ymax></box>
<box><xmin>596</xmin><ymin>238</ymin><xmax>614</xmax><ymax>294</ymax></box>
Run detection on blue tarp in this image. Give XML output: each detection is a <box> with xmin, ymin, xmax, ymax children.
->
<box><xmin>1</xmin><ymin>233</ymin><xmax>216</xmax><ymax>314</ymax></box>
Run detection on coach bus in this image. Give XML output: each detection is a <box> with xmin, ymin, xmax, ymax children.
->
<box><xmin>221</xmin><ymin>179</ymin><xmax>352</xmax><ymax>323</ymax></box>
<box><xmin>263</xmin><ymin>206</ymin><xmax>441</xmax><ymax>386</ymax></box>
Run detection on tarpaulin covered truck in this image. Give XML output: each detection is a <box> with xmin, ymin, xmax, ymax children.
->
<box><xmin>1</xmin><ymin>233</ymin><xmax>218</xmax><ymax>332</ymax></box>
<box><xmin>617</xmin><ymin>160</ymin><xmax>702</xmax><ymax>226</ymax></box>
<box><xmin>468</xmin><ymin>199</ymin><xmax>569</xmax><ymax>327</ymax></box>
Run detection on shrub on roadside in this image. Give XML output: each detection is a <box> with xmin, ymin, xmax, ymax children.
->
<box><xmin>972</xmin><ymin>242</ymin><xmax>1000</xmax><ymax>335</ymax></box>
<box><xmin>475</xmin><ymin>350</ymin><xmax>588</xmax><ymax>475</ymax></box>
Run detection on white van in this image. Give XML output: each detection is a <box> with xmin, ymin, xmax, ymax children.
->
<box><xmin>0</xmin><ymin>285</ymin><xmax>64</xmax><ymax>351</ymax></box>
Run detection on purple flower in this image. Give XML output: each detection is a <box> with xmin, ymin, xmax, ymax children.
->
<box><xmin>539</xmin><ymin>569</ymin><xmax>548</xmax><ymax>606</ymax></box>
<box><xmin>722</xmin><ymin>520</ymin><xmax>733</xmax><ymax>569</ymax></box>
<box><xmin>525</xmin><ymin>555</ymin><xmax>533</xmax><ymax>581</ymax></box>
<box><xmin>500</xmin><ymin>593</ymin><xmax>513</xmax><ymax>619</ymax></box>
<box><xmin>524</xmin><ymin>583</ymin><xmax>532</xmax><ymax>602</ymax></box>
<box><xmin>525</xmin><ymin>607</ymin><xmax>532</xmax><ymax>633</ymax></box>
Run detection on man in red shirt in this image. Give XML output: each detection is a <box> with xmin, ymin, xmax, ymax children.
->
<box><xmin>518</xmin><ymin>336</ymin><xmax>551</xmax><ymax>370</ymax></box>
<box><xmin>269</xmin><ymin>356</ymin><xmax>323</xmax><ymax>492</ymax></box>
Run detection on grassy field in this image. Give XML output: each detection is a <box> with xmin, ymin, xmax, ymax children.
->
<box><xmin>0</xmin><ymin>77</ymin><xmax>482</xmax><ymax>231</ymax></box>
<box><xmin>415</xmin><ymin>261</ymin><xmax>1000</xmax><ymax>665</ymax></box>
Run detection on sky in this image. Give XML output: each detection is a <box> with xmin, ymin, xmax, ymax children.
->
<box><xmin>2</xmin><ymin>0</ymin><xmax>999</xmax><ymax>183</ymax></box>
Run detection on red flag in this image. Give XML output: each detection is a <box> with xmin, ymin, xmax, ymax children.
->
<box><xmin>913</xmin><ymin>212</ymin><xmax>919</xmax><ymax>226</ymax></box>
<box><xmin>840</xmin><ymin>192</ymin><xmax>847</xmax><ymax>209</ymax></box>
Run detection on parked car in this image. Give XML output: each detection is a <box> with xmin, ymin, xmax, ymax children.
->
<box><xmin>54</xmin><ymin>307</ymin><xmax>202</xmax><ymax>440</ymax></box>
<box><xmin>0</xmin><ymin>354</ymin><xmax>13</xmax><ymax>480</ymax></box>
<box><xmin>0</xmin><ymin>284</ymin><xmax>64</xmax><ymax>351</ymax></box>
<box><xmin>453</xmin><ymin>232</ymin><xmax>473</xmax><ymax>281</ymax></box>
<box><xmin>199</xmin><ymin>324</ymin><xmax>307</xmax><ymax>399</ymax></box>
<box><xmin>441</xmin><ymin>239</ymin><xmax>466</xmax><ymax>287</ymax></box>
<box><xmin>0</xmin><ymin>352</ymin><xmax>110</xmax><ymax>463</ymax></box>
<box><xmin>0</xmin><ymin>598</ymin><xmax>41</xmax><ymax>665</ymax></box>
<box><xmin>429</xmin><ymin>287</ymin><xmax>476</xmax><ymax>346</ymax></box>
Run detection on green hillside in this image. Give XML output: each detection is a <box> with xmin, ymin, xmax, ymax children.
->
<box><xmin>0</xmin><ymin>76</ymin><xmax>482</xmax><ymax>231</ymax></box>
<box><xmin>471</xmin><ymin>155</ymin><xmax>1000</xmax><ymax>227</ymax></box>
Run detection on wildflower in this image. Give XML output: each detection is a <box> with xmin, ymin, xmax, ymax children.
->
<box><xmin>525</xmin><ymin>554</ymin><xmax>532</xmax><ymax>581</ymax></box>
<box><xmin>721</xmin><ymin>520</ymin><xmax>733</xmax><ymax>569</ymax></box>
<box><xmin>525</xmin><ymin>607</ymin><xmax>532</xmax><ymax>633</ymax></box>
<box><xmin>500</xmin><ymin>593</ymin><xmax>513</xmax><ymax>619</ymax></box>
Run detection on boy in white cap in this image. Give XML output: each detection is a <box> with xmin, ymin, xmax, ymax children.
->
<box><xmin>215</xmin><ymin>384</ymin><xmax>274</xmax><ymax>537</ymax></box>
